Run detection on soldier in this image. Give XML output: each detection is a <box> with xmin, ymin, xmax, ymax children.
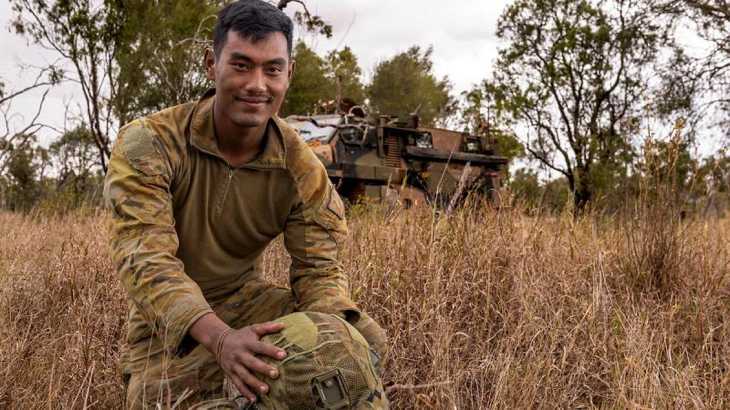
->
<box><xmin>103</xmin><ymin>1</ymin><xmax>387</xmax><ymax>408</ymax></box>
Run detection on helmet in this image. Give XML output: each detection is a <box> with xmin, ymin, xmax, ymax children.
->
<box><xmin>240</xmin><ymin>312</ymin><xmax>388</xmax><ymax>409</ymax></box>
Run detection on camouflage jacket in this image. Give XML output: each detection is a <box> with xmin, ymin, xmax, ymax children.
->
<box><xmin>103</xmin><ymin>89</ymin><xmax>357</xmax><ymax>370</ymax></box>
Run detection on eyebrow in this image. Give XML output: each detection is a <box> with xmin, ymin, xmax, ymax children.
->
<box><xmin>229</xmin><ymin>52</ymin><xmax>286</xmax><ymax>66</ymax></box>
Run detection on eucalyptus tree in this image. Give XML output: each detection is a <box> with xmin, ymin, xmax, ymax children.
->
<box><xmin>10</xmin><ymin>0</ymin><xmax>123</xmax><ymax>172</ymax></box>
<box><xmin>487</xmin><ymin>0</ymin><xmax>675</xmax><ymax>211</ymax></box>
<box><xmin>368</xmin><ymin>46</ymin><xmax>453</xmax><ymax>126</ymax></box>
<box><xmin>654</xmin><ymin>0</ymin><xmax>730</xmax><ymax>132</ymax></box>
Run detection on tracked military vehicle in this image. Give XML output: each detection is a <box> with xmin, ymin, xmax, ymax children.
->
<box><xmin>284</xmin><ymin>104</ymin><xmax>508</xmax><ymax>207</ymax></box>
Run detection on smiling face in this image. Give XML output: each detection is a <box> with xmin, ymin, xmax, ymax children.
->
<box><xmin>205</xmin><ymin>30</ymin><xmax>295</xmax><ymax>132</ymax></box>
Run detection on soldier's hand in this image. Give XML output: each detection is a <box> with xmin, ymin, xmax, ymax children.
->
<box><xmin>216</xmin><ymin>322</ymin><xmax>287</xmax><ymax>403</ymax></box>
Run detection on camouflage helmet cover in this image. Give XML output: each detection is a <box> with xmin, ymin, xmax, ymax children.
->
<box><xmin>247</xmin><ymin>312</ymin><xmax>388</xmax><ymax>409</ymax></box>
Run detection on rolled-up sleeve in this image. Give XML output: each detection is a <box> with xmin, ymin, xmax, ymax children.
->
<box><xmin>103</xmin><ymin>120</ymin><xmax>212</xmax><ymax>355</ymax></box>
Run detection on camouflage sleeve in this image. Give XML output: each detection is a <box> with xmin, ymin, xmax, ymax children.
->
<box><xmin>284</xmin><ymin>144</ymin><xmax>360</xmax><ymax>321</ymax></box>
<box><xmin>103</xmin><ymin>120</ymin><xmax>213</xmax><ymax>355</ymax></box>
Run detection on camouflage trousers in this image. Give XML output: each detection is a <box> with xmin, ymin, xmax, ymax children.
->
<box><xmin>123</xmin><ymin>278</ymin><xmax>387</xmax><ymax>409</ymax></box>
<box><xmin>124</xmin><ymin>278</ymin><xmax>293</xmax><ymax>409</ymax></box>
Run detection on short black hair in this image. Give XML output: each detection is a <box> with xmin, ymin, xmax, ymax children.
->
<box><xmin>214</xmin><ymin>0</ymin><xmax>294</xmax><ymax>58</ymax></box>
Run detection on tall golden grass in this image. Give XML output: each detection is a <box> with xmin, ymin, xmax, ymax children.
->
<box><xmin>1</xmin><ymin>197</ymin><xmax>728</xmax><ymax>408</ymax></box>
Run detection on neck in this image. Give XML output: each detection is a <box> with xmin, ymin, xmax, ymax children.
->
<box><xmin>213</xmin><ymin>101</ymin><xmax>268</xmax><ymax>166</ymax></box>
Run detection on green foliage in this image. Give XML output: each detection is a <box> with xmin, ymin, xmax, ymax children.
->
<box><xmin>10</xmin><ymin>0</ymin><xmax>124</xmax><ymax>171</ymax></box>
<box><xmin>292</xmin><ymin>10</ymin><xmax>333</xmax><ymax>39</ymax></box>
<box><xmin>49</xmin><ymin>126</ymin><xmax>100</xmax><ymax>207</ymax></box>
<box><xmin>280</xmin><ymin>42</ymin><xmax>331</xmax><ymax>117</ymax></box>
<box><xmin>694</xmin><ymin>151</ymin><xmax>730</xmax><ymax>217</ymax></box>
<box><xmin>113</xmin><ymin>0</ymin><xmax>218</xmax><ymax>125</ymax></box>
<box><xmin>489</xmin><ymin>0</ymin><xmax>671</xmax><ymax>211</ymax></box>
<box><xmin>458</xmin><ymin>84</ymin><xmax>524</xmax><ymax>165</ymax></box>
<box><xmin>654</xmin><ymin>0</ymin><xmax>730</xmax><ymax>131</ymax></box>
<box><xmin>280</xmin><ymin>43</ymin><xmax>367</xmax><ymax>117</ymax></box>
<box><xmin>2</xmin><ymin>139</ymin><xmax>47</xmax><ymax>212</ymax></box>
<box><xmin>367</xmin><ymin>46</ymin><xmax>453</xmax><ymax>126</ymax></box>
<box><xmin>509</xmin><ymin>168</ymin><xmax>571</xmax><ymax>212</ymax></box>
<box><xmin>281</xmin><ymin>43</ymin><xmax>452</xmax><ymax>123</ymax></box>
<box><xmin>654</xmin><ymin>46</ymin><xmax>698</xmax><ymax>119</ymax></box>
<box><xmin>325</xmin><ymin>47</ymin><xmax>366</xmax><ymax>104</ymax></box>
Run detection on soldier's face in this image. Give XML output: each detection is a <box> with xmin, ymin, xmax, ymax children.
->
<box><xmin>205</xmin><ymin>31</ymin><xmax>294</xmax><ymax>128</ymax></box>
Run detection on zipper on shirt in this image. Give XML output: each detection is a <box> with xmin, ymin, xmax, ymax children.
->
<box><xmin>215</xmin><ymin>166</ymin><xmax>235</xmax><ymax>218</ymax></box>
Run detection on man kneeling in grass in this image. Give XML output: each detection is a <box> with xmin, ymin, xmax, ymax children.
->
<box><xmin>103</xmin><ymin>1</ymin><xmax>387</xmax><ymax>407</ymax></box>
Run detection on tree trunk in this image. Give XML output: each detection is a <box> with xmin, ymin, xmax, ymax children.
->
<box><xmin>573</xmin><ymin>167</ymin><xmax>592</xmax><ymax>213</ymax></box>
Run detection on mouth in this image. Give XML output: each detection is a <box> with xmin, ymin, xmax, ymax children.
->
<box><xmin>235</xmin><ymin>95</ymin><xmax>273</xmax><ymax>110</ymax></box>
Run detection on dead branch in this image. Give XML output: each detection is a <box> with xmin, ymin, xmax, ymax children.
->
<box><xmin>0</xmin><ymin>88</ymin><xmax>53</xmax><ymax>175</ymax></box>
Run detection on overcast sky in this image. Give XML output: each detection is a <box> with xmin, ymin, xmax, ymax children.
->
<box><xmin>287</xmin><ymin>0</ymin><xmax>513</xmax><ymax>90</ymax></box>
<box><xmin>0</xmin><ymin>0</ymin><xmax>513</xmax><ymax>144</ymax></box>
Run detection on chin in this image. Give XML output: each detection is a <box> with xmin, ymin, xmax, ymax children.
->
<box><xmin>232</xmin><ymin>114</ymin><xmax>269</xmax><ymax>128</ymax></box>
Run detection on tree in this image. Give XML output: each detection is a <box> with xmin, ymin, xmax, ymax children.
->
<box><xmin>695</xmin><ymin>151</ymin><xmax>730</xmax><ymax>216</ymax></box>
<box><xmin>281</xmin><ymin>44</ymin><xmax>367</xmax><ymax>117</ymax></box>
<box><xmin>458</xmin><ymin>84</ymin><xmax>524</xmax><ymax>164</ymax></box>
<box><xmin>509</xmin><ymin>168</ymin><xmax>572</xmax><ymax>211</ymax></box>
<box><xmin>279</xmin><ymin>42</ymin><xmax>331</xmax><ymax>117</ymax></box>
<box><xmin>277</xmin><ymin>0</ymin><xmax>333</xmax><ymax>39</ymax></box>
<box><xmin>655</xmin><ymin>0</ymin><xmax>730</xmax><ymax>132</ymax></box>
<box><xmin>2</xmin><ymin>136</ymin><xmax>48</xmax><ymax>211</ymax></box>
<box><xmin>367</xmin><ymin>46</ymin><xmax>453</xmax><ymax>126</ymax></box>
<box><xmin>49</xmin><ymin>126</ymin><xmax>99</xmax><ymax>204</ymax></box>
<box><xmin>10</xmin><ymin>0</ymin><xmax>124</xmax><ymax>172</ymax></box>
<box><xmin>113</xmin><ymin>0</ymin><xmax>218</xmax><ymax>125</ymax></box>
<box><xmin>488</xmin><ymin>0</ymin><xmax>671</xmax><ymax>211</ymax></box>
<box><xmin>0</xmin><ymin>68</ymin><xmax>59</xmax><ymax>175</ymax></box>
<box><xmin>325</xmin><ymin>46</ymin><xmax>366</xmax><ymax>105</ymax></box>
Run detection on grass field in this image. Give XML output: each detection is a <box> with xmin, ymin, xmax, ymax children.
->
<box><xmin>0</xmin><ymin>202</ymin><xmax>728</xmax><ymax>408</ymax></box>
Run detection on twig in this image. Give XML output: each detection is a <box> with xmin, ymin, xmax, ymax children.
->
<box><xmin>386</xmin><ymin>380</ymin><xmax>454</xmax><ymax>393</ymax></box>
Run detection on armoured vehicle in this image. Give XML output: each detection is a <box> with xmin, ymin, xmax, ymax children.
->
<box><xmin>285</xmin><ymin>103</ymin><xmax>508</xmax><ymax>207</ymax></box>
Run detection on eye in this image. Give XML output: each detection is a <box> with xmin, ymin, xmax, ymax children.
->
<box><xmin>266</xmin><ymin>66</ymin><xmax>283</xmax><ymax>75</ymax></box>
<box><xmin>232</xmin><ymin>62</ymin><xmax>249</xmax><ymax>70</ymax></box>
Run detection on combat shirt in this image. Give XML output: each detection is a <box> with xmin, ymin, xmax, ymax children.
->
<box><xmin>103</xmin><ymin>89</ymin><xmax>357</xmax><ymax>371</ymax></box>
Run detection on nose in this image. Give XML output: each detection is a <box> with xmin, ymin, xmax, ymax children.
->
<box><xmin>246</xmin><ymin>68</ymin><xmax>267</xmax><ymax>94</ymax></box>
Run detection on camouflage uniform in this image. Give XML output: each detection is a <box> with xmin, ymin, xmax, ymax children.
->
<box><xmin>104</xmin><ymin>89</ymin><xmax>380</xmax><ymax>408</ymax></box>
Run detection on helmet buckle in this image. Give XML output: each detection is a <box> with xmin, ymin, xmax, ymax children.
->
<box><xmin>312</xmin><ymin>369</ymin><xmax>350</xmax><ymax>409</ymax></box>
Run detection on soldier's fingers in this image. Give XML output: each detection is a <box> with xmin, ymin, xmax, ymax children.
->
<box><xmin>236</xmin><ymin>362</ymin><xmax>270</xmax><ymax>395</ymax></box>
<box><xmin>250</xmin><ymin>321</ymin><xmax>284</xmax><ymax>337</ymax></box>
<box><xmin>250</xmin><ymin>339</ymin><xmax>287</xmax><ymax>362</ymax></box>
<box><xmin>241</xmin><ymin>353</ymin><xmax>280</xmax><ymax>380</ymax></box>
<box><xmin>230</xmin><ymin>372</ymin><xmax>257</xmax><ymax>403</ymax></box>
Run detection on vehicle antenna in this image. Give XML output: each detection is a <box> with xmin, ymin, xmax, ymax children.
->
<box><xmin>336</xmin><ymin>75</ymin><xmax>342</xmax><ymax>115</ymax></box>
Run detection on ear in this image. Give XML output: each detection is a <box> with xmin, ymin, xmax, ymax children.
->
<box><xmin>287</xmin><ymin>60</ymin><xmax>296</xmax><ymax>85</ymax></box>
<box><xmin>204</xmin><ymin>48</ymin><xmax>216</xmax><ymax>81</ymax></box>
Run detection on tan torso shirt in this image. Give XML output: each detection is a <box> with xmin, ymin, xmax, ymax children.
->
<box><xmin>104</xmin><ymin>90</ymin><xmax>357</xmax><ymax>368</ymax></box>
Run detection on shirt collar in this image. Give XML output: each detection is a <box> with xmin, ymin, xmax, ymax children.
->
<box><xmin>190</xmin><ymin>88</ymin><xmax>287</xmax><ymax>170</ymax></box>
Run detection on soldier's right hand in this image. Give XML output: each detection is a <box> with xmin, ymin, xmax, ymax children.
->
<box><xmin>216</xmin><ymin>322</ymin><xmax>288</xmax><ymax>403</ymax></box>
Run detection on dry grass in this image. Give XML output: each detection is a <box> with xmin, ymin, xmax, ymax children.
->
<box><xmin>1</xmin><ymin>202</ymin><xmax>729</xmax><ymax>408</ymax></box>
